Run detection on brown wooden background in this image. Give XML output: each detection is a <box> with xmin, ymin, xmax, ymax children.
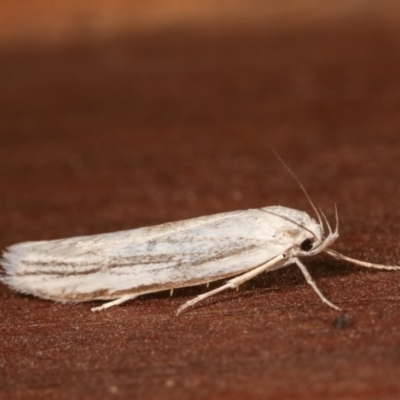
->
<box><xmin>1</xmin><ymin>2</ymin><xmax>400</xmax><ymax>399</ymax></box>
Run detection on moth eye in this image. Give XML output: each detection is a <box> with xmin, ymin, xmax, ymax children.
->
<box><xmin>300</xmin><ymin>238</ymin><xmax>313</xmax><ymax>252</ymax></box>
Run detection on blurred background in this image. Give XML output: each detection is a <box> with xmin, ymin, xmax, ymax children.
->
<box><xmin>1</xmin><ymin>1</ymin><xmax>396</xmax><ymax>44</ymax></box>
<box><xmin>1</xmin><ymin>0</ymin><xmax>399</xmax><ymax>241</ymax></box>
<box><xmin>1</xmin><ymin>2</ymin><xmax>400</xmax><ymax>399</ymax></box>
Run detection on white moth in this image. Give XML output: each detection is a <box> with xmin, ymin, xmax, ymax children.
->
<box><xmin>1</xmin><ymin>159</ymin><xmax>400</xmax><ymax>314</ymax></box>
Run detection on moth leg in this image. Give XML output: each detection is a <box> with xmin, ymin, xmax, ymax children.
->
<box><xmin>91</xmin><ymin>294</ymin><xmax>140</xmax><ymax>312</ymax></box>
<box><xmin>295</xmin><ymin>259</ymin><xmax>341</xmax><ymax>311</ymax></box>
<box><xmin>176</xmin><ymin>253</ymin><xmax>287</xmax><ymax>315</ymax></box>
<box><xmin>326</xmin><ymin>249</ymin><xmax>400</xmax><ymax>270</ymax></box>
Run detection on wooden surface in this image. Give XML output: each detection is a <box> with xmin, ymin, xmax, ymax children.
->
<box><xmin>1</xmin><ymin>8</ymin><xmax>400</xmax><ymax>400</ymax></box>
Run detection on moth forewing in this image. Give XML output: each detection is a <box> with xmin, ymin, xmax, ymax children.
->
<box><xmin>1</xmin><ymin>207</ymin><xmax>309</xmax><ymax>306</ymax></box>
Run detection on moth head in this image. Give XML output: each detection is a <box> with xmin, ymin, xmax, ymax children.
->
<box><xmin>261</xmin><ymin>206</ymin><xmax>339</xmax><ymax>256</ymax></box>
<box><xmin>300</xmin><ymin>237</ymin><xmax>314</xmax><ymax>252</ymax></box>
<box><xmin>296</xmin><ymin>217</ymin><xmax>323</xmax><ymax>255</ymax></box>
<box><xmin>297</xmin><ymin>211</ymin><xmax>339</xmax><ymax>256</ymax></box>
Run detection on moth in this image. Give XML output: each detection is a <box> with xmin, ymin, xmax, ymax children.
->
<box><xmin>1</xmin><ymin>166</ymin><xmax>399</xmax><ymax>314</ymax></box>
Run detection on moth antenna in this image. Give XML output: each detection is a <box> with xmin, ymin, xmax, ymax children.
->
<box><xmin>319</xmin><ymin>208</ymin><xmax>332</xmax><ymax>236</ymax></box>
<box><xmin>269</xmin><ymin>146</ymin><xmax>323</xmax><ymax>229</ymax></box>
<box><xmin>261</xmin><ymin>209</ymin><xmax>318</xmax><ymax>241</ymax></box>
<box><xmin>325</xmin><ymin>249</ymin><xmax>400</xmax><ymax>270</ymax></box>
<box><xmin>334</xmin><ymin>203</ymin><xmax>339</xmax><ymax>234</ymax></box>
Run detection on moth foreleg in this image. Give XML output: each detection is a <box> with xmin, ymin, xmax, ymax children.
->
<box><xmin>295</xmin><ymin>259</ymin><xmax>341</xmax><ymax>311</ymax></box>
<box><xmin>176</xmin><ymin>253</ymin><xmax>287</xmax><ymax>315</ymax></box>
